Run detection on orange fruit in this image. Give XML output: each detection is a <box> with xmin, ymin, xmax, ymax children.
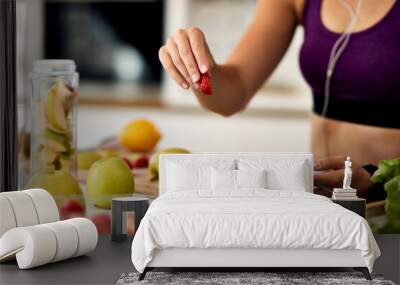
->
<box><xmin>119</xmin><ymin>119</ymin><xmax>161</xmax><ymax>152</ymax></box>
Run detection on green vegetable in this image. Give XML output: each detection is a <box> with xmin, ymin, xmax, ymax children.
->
<box><xmin>383</xmin><ymin>176</ymin><xmax>400</xmax><ymax>232</ymax></box>
<box><xmin>371</xmin><ymin>159</ymin><xmax>400</xmax><ymax>183</ymax></box>
<box><xmin>370</xmin><ymin>158</ymin><xmax>400</xmax><ymax>233</ymax></box>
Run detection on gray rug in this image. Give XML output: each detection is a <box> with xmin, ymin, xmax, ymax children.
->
<box><xmin>117</xmin><ymin>272</ymin><xmax>395</xmax><ymax>285</ymax></box>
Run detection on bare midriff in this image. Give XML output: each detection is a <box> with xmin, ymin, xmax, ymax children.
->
<box><xmin>310</xmin><ymin>113</ymin><xmax>400</xmax><ymax>165</ymax></box>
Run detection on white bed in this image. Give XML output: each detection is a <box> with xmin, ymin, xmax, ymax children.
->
<box><xmin>131</xmin><ymin>153</ymin><xmax>380</xmax><ymax>280</ymax></box>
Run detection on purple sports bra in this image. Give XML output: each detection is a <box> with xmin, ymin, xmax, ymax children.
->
<box><xmin>299</xmin><ymin>0</ymin><xmax>400</xmax><ymax>128</ymax></box>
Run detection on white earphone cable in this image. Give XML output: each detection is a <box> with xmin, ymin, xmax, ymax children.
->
<box><xmin>321</xmin><ymin>0</ymin><xmax>363</xmax><ymax>117</ymax></box>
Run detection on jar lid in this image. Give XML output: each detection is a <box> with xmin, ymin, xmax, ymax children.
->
<box><xmin>33</xmin><ymin>60</ymin><xmax>76</xmax><ymax>74</ymax></box>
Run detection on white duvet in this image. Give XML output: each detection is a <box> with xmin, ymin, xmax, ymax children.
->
<box><xmin>131</xmin><ymin>190</ymin><xmax>380</xmax><ymax>273</ymax></box>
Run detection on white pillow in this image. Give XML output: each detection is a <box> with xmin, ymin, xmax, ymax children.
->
<box><xmin>238</xmin><ymin>159</ymin><xmax>310</xmax><ymax>191</ymax></box>
<box><xmin>237</xmin><ymin>169</ymin><xmax>267</xmax><ymax>188</ymax></box>
<box><xmin>167</xmin><ymin>160</ymin><xmax>235</xmax><ymax>191</ymax></box>
<box><xmin>211</xmin><ymin>168</ymin><xmax>236</xmax><ymax>190</ymax></box>
<box><xmin>211</xmin><ymin>169</ymin><xmax>267</xmax><ymax>190</ymax></box>
<box><xmin>167</xmin><ymin>163</ymin><xmax>209</xmax><ymax>191</ymax></box>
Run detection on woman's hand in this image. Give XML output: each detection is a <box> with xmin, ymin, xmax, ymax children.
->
<box><xmin>314</xmin><ymin>156</ymin><xmax>374</xmax><ymax>197</ymax></box>
<box><xmin>158</xmin><ymin>27</ymin><xmax>215</xmax><ymax>90</ymax></box>
<box><xmin>157</xmin><ymin>1</ymin><xmax>298</xmax><ymax>116</ymax></box>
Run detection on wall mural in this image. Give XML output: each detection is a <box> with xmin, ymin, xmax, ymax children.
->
<box><xmin>3</xmin><ymin>0</ymin><xmax>400</xmax><ymax>237</ymax></box>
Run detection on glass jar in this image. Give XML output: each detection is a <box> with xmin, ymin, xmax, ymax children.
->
<box><xmin>29</xmin><ymin>60</ymin><xmax>79</xmax><ymax>177</ymax></box>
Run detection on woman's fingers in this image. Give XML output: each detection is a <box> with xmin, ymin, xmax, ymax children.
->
<box><xmin>174</xmin><ymin>29</ymin><xmax>201</xmax><ymax>84</ymax></box>
<box><xmin>159</xmin><ymin>27</ymin><xmax>212</xmax><ymax>89</ymax></box>
<box><xmin>158</xmin><ymin>47</ymin><xmax>189</xmax><ymax>89</ymax></box>
<box><xmin>165</xmin><ymin>37</ymin><xmax>191</xmax><ymax>84</ymax></box>
<box><xmin>187</xmin><ymin>27</ymin><xmax>214</xmax><ymax>74</ymax></box>
<box><xmin>314</xmin><ymin>156</ymin><xmax>347</xmax><ymax>171</ymax></box>
<box><xmin>314</xmin><ymin>169</ymin><xmax>344</xmax><ymax>188</ymax></box>
<box><xmin>314</xmin><ymin>155</ymin><xmax>346</xmax><ymax>188</ymax></box>
<box><xmin>313</xmin><ymin>186</ymin><xmax>333</xmax><ymax>197</ymax></box>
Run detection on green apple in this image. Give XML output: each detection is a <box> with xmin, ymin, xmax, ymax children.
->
<box><xmin>86</xmin><ymin>157</ymin><xmax>134</xmax><ymax>209</ymax></box>
<box><xmin>27</xmin><ymin>170</ymin><xmax>85</xmax><ymax>210</ymax></box>
<box><xmin>97</xmin><ymin>149</ymin><xmax>120</xmax><ymax>158</ymax></box>
<box><xmin>78</xmin><ymin>151</ymin><xmax>103</xmax><ymax>170</ymax></box>
<box><xmin>148</xmin><ymin>148</ymin><xmax>190</xmax><ymax>181</ymax></box>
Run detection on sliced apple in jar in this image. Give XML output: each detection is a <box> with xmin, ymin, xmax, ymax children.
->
<box><xmin>38</xmin><ymin>146</ymin><xmax>60</xmax><ymax>173</ymax></box>
<box><xmin>39</xmin><ymin>129</ymin><xmax>71</xmax><ymax>152</ymax></box>
<box><xmin>45</xmin><ymin>80</ymin><xmax>72</xmax><ymax>134</ymax></box>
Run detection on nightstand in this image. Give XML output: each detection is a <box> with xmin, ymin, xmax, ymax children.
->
<box><xmin>332</xmin><ymin>198</ymin><xmax>366</xmax><ymax>218</ymax></box>
<box><xmin>111</xmin><ymin>196</ymin><xmax>150</xmax><ymax>242</ymax></box>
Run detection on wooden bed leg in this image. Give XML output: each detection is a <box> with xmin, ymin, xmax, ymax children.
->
<box><xmin>138</xmin><ymin>268</ymin><xmax>148</xmax><ymax>281</ymax></box>
<box><xmin>354</xmin><ymin>267</ymin><xmax>371</xmax><ymax>280</ymax></box>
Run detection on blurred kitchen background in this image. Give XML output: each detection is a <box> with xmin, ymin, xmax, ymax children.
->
<box><xmin>16</xmin><ymin>0</ymin><xmax>313</xmax><ymax>232</ymax></box>
<box><xmin>16</xmin><ymin>0</ymin><xmax>311</xmax><ymax>154</ymax></box>
<box><xmin>11</xmin><ymin>0</ymin><xmax>394</xmax><ymax>250</ymax></box>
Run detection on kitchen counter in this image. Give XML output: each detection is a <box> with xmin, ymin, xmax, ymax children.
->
<box><xmin>77</xmin><ymin>105</ymin><xmax>310</xmax><ymax>152</ymax></box>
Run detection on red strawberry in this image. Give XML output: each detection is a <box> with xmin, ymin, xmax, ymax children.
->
<box><xmin>60</xmin><ymin>199</ymin><xmax>84</xmax><ymax>219</ymax></box>
<box><xmin>133</xmin><ymin>155</ymin><xmax>149</xmax><ymax>168</ymax></box>
<box><xmin>90</xmin><ymin>214</ymin><xmax>111</xmax><ymax>235</ymax></box>
<box><xmin>199</xmin><ymin>72</ymin><xmax>212</xmax><ymax>95</ymax></box>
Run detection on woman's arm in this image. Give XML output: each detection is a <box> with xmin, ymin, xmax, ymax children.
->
<box><xmin>159</xmin><ymin>0</ymin><xmax>299</xmax><ymax>116</ymax></box>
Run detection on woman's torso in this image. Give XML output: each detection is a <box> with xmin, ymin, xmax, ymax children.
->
<box><xmin>310</xmin><ymin>114</ymin><xmax>400</xmax><ymax>165</ymax></box>
<box><xmin>296</xmin><ymin>0</ymin><xmax>400</xmax><ymax>164</ymax></box>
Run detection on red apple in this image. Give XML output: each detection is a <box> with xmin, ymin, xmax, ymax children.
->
<box><xmin>90</xmin><ymin>214</ymin><xmax>111</xmax><ymax>235</ymax></box>
<box><xmin>60</xmin><ymin>199</ymin><xmax>85</xmax><ymax>219</ymax></box>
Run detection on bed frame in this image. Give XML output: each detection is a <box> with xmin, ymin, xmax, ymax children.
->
<box><xmin>139</xmin><ymin>153</ymin><xmax>372</xmax><ymax>281</ymax></box>
<box><xmin>139</xmin><ymin>249</ymin><xmax>371</xmax><ymax>280</ymax></box>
